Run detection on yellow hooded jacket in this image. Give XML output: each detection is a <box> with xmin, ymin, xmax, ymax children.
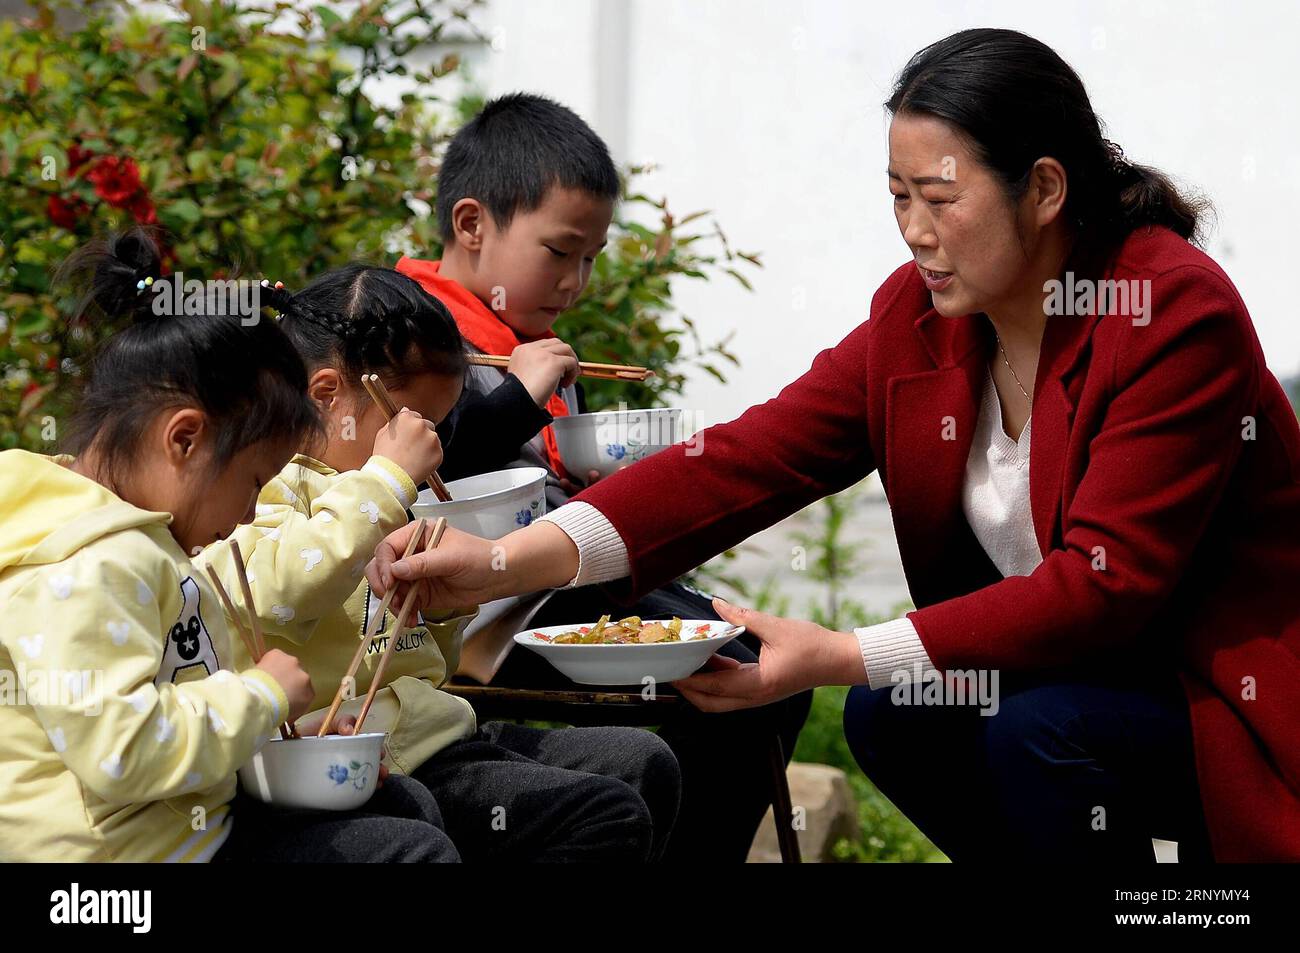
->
<box><xmin>0</xmin><ymin>450</ymin><xmax>290</xmax><ymax>862</ymax></box>
<box><xmin>197</xmin><ymin>454</ymin><xmax>479</xmax><ymax>774</ymax></box>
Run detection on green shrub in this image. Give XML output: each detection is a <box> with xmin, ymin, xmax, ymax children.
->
<box><xmin>0</xmin><ymin>0</ymin><xmax>754</xmax><ymax>447</ymax></box>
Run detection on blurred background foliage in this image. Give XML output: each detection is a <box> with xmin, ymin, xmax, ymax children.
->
<box><xmin>0</xmin><ymin>0</ymin><xmax>755</xmax><ymax>448</ymax></box>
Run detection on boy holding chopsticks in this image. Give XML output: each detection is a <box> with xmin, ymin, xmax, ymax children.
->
<box><xmin>397</xmin><ymin>93</ymin><xmax>812</xmax><ymax>863</ymax></box>
<box><xmin>396</xmin><ymin>93</ymin><xmax>608</xmax><ymax>509</ymax></box>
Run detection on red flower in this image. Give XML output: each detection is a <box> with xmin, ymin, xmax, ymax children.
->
<box><xmin>126</xmin><ymin>193</ymin><xmax>158</xmax><ymax>225</ymax></box>
<box><xmin>67</xmin><ymin>142</ymin><xmax>94</xmax><ymax>174</ymax></box>
<box><xmin>47</xmin><ymin>194</ymin><xmax>88</xmax><ymax>229</ymax></box>
<box><xmin>87</xmin><ymin>155</ymin><xmax>143</xmax><ymax>208</ymax></box>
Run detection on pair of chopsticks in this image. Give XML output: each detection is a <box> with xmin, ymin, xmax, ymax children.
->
<box><xmin>204</xmin><ymin>541</ymin><xmax>298</xmax><ymax>740</ymax></box>
<box><xmin>466</xmin><ymin>353</ymin><xmax>654</xmax><ymax>382</ymax></box>
<box><xmin>360</xmin><ymin>373</ymin><xmax>452</xmax><ymax>502</ymax></box>
<box><xmin>317</xmin><ymin>516</ymin><xmax>447</xmax><ymax>737</ymax></box>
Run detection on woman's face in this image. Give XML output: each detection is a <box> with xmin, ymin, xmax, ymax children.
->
<box><xmin>887</xmin><ymin>113</ymin><xmax>1040</xmax><ymax>318</ymax></box>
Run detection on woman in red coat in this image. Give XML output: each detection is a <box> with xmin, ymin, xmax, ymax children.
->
<box><xmin>373</xmin><ymin>29</ymin><xmax>1300</xmax><ymax>862</ymax></box>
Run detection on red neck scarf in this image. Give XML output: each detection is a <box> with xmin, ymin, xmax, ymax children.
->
<box><xmin>395</xmin><ymin>256</ymin><xmax>569</xmax><ymax>478</ymax></box>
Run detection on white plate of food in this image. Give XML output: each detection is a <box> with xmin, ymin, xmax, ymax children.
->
<box><xmin>512</xmin><ymin>616</ymin><xmax>744</xmax><ymax>686</ymax></box>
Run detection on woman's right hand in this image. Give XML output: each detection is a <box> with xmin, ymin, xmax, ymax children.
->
<box><xmin>372</xmin><ymin>407</ymin><xmax>443</xmax><ymax>484</ymax></box>
<box><xmin>255</xmin><ymin>648</ymin><xmax>315</xmax><ymax>723</ymax></box>
<box><xmin>506</xmin><ymin>339</ymin><xmax>580</xmax><ymax>407</ymax></box>
<box><xmin>366</xmin><ymin>520</ymin><xmax>580</xmax><ymax>614</ymax></box>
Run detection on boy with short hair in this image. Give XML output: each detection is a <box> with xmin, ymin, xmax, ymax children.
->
<box><xmin>397</xmin><ymin>92</ymin><xmax>811</xmax><ymax>863</ymax></box>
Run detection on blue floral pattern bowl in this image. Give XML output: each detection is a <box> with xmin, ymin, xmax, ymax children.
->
<box><xmin>239</xmin><ymin>731</ymin><xmax>387</xmax><ymax>811</ymax></box>
<box><xmin>553</xmin><ymin>408</ymin><xmax>685</xmax><ymax>479</ymax></box>
<box><xmin>412</xmin><ymin>467</ymin><xmax>547</xmax><ymax>540</ymax></box>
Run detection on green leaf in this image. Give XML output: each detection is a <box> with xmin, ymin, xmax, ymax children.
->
<box><xmin>167</xmin><ymin>198</ymin><xmax>202</xmax><ymax>224</ymax></box>
<box><xmin>315</xmin><ymin>5</ymin><xmax>343</xmax><ymax>29</ymax></box>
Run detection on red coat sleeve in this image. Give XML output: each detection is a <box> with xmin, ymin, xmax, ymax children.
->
<box><xmin>573</xmin><ymin>316</ymin><xmax>879</xmax><ymax>602</ymax></box>
<box><xmin>911</xmin><ymin>264</ymin><xmax>1260</xmax><ymax>670</ymax></box>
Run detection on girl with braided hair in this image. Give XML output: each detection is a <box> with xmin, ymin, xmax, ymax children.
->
<box><xmin>199</xmin><ymin>264</ymin><xmax>680</xmax><ymax>862</ymax></box>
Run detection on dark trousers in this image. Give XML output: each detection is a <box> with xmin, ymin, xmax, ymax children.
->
<box><xmin>843</xmin><ymin>670</ymin><xmax>1214</xmax><ymax>862</ymax></box>
<box><xmin>216</xmin><ymin>775</ymin><xmax>460</xmax><ymax>862</ymax></box>
<box><xmin>409</xmin><ymin>721</ymin><xmax>680</xmax><ymax>862</ymax></box>
<box><xmin>218</xmin><ymin>725</ymin><xmax>678</xmax><ymax>863</ymax></box>
<box><xmin>494</xmin><ymin>580</ymin><xmax>814</xmax><ymax>863</ymax></box>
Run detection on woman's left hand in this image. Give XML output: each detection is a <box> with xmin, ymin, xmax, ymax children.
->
<box><xmin>672</xmin><ymin>597</ymin><xmax>865</xmax><ymax>712</ymax></box>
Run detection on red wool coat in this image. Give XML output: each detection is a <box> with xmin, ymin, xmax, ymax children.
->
<box><xmin>576</xmin><ymin>226</ymin><xmax>1300</xmax><ymax>861</ymax></box>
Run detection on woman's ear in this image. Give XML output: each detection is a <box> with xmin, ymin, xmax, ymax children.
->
<box><xmin>308</xmin><ymin>366</ymin><xmax>342</xmax><ymax>408</ymax></box>
<box><xmin>451</xmin><ymin>198</ymin><xmax>486</xmax><ymax>252</ymax></box>
<box><xmin>161</xmin><ymin>407</ymin><xmax>207</xmax><ymax>468</ymax></box>
<box><xmin>1029</xmin><ymin>157</ymin><xmax>1068</xmax><ymax>227</ymax></box>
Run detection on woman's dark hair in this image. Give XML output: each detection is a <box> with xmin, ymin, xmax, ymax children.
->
<box><xmin>886</xmin><ymin>28</ymin><xmax>1210</xmax><ymax>267</ymax></box>
<box><xmin>263</xmin><ymin>264</ymin><xmax>467</xmax><ymax>391</ymax></box>
<box><xmin>57</xmin><ymin>228</ymin><xmax>322</xmax><ymax>489</ymax></box>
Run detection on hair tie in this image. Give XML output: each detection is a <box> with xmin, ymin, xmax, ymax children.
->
<box><xmin>135</xmin><ymin>275</ymin><xmax>155</xmax><ymax>294</ymax></box>
<box><xmin>1103</xmin><ymin>138</ymin><xmax>1128</xmax><ymax>173</ymax></box>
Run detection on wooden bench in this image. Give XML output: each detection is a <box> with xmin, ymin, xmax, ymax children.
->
<box><xmin>441</xmin><ymin>682</ymin><xmax>802</xmax><ymax>863</ymax></box>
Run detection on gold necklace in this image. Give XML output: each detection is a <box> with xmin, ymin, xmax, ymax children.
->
<box><xmin>994</xmin><ymin>331</ymin><xmax>1033</xmax><ymax>404</ymax></box>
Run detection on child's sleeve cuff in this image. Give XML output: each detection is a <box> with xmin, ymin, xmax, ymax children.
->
<box><xmin>363</xmin><ymin>456</ymin><xmax>419</xmax><ymax>509</ymax></box>
<box><xmin>536</xmin><ymin>502</ymin><xmax>631</xmax><ymax>588</ymax></box>
<box><xmin>240</xmin><ymin>669</ymin><xmax>290</xmax><ymax>725</ymax></box>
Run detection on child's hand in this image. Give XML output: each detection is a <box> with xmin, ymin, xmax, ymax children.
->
<box><xmin>558</xmin><ymin>468</ymin><xmax>604</xmax><ymax>494</ymax></box>
<box><xmin>372</xmin><ymin>408</ymin><xmax>443</xmax><ymax>484</ymax></box>
<box><xmin>507</xmin><ymin>339</ymin><xmax>580</xmax><ymax>408</ymax></box>
<box><xmin>255</xmin><ymin>649</ymin><xmax>315</xmax><ymax>723</ymax></box>
<box><xmin>295</xmin><ymin>710</ymin><xmax>357</xmax><ymax>737</ymax></box>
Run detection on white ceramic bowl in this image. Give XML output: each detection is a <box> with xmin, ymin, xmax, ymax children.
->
<box><xmin>238</xmin><ymin>732</ymin><xmax>386</xmax><ymax>811</ymax></box>
<box><xmin>551</xmin><ymin>408</ymin><xmax>684</xmax><ymax>479</ymax></box>
<box><xmin>513</xmin><ymin>620</ymin><xmax>744</xmax><ymax>686</ymax></box>
<box><xmin>410</xmin><ymin>466</ymin><xmax>547</xmax><ymax>538</ymax></box>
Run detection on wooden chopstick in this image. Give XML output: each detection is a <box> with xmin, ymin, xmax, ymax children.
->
<box><xmin>362</xmin><ymin>373</ymin><xmax>400</xmax><ymax>418</ymax></box>
<box><xmin>228</xmin><ymin>541</ymin><xmax>295</xmax><ymax>738</ymax></box>
<box><xmin>316</xmin><ymin>518</ymin><xmax>428</xmax><ymax>737</ymax></box>
<box><xmin>361</xmin><ymin>374</ymin><xmax>453</xmax><ymax>503</ymax></box>
<box><xmin>352</xmin><ymin>517</ymin><xmax>446</xmax><ymax>735</ymax></box>
<box><xmin>228</xmin><ymin>541</ymin><xmax>267</xmax><ymax>660</ymax></box>
<box><xmin>466</xmin><ymin>353</ymin><xmax>654</xmax><ymax>381</ymax></box>
<box><xmin>204</xmin><ymin>566</ymin><xmax>261</xmax><ymax>664</ymax></box>
<box><xmin>204</xmin><ymin>564</ymin><xmax>294</xmax><ymax>741</ymax></box>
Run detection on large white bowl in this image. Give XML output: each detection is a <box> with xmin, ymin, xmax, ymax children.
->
<box><xmin>238</xmin><ymin>732</ymin><xmax>386</xmax><ymax>811</ymax></box>
<box><xmin>513</xmin><ymin>620</ymin><xmax>744</xmax><ymax>686</ymax></box>
<box><xmin>551</xmin><ymin>408</ymin><xmax>684</xmax><ymax>479</ymax></box>
<box><xmin>411</xmin><ymin>466</ymin><xmax>547</xmax><ymax>538</ymax></box>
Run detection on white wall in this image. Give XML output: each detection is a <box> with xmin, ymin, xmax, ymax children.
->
<box><xmin>474</xmin><ymin>0</ymin><xmax>1300</xmax><ymax>426</ymax></box>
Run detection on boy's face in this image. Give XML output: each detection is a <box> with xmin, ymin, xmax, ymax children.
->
<box><xmin>467</xmin><ymin>186</ymin><xmax>614</xmax><ymax>338</ymax></box>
